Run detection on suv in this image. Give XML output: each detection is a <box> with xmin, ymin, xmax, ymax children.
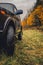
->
<box><xmin>0</xmin><ymin>3</ymin><xmax>23</xmax><ymax>56</ymax></box>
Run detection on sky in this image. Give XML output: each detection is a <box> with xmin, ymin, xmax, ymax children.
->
<box><xmin>0</xmin><ymin>0</ymin><xmax>37</xmax><ymax>20</ymax></box>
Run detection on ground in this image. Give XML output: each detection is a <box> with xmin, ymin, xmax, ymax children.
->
<box><xmin>0</xmin><ymin>29</ymin><xmax>43</xmax><ymax>65</ymax></box>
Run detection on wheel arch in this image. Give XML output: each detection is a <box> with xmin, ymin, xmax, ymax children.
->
<box><xmin>3</xmin><ymin>17</ymin><xmax>16</xmax><ymax>33</ymax></box>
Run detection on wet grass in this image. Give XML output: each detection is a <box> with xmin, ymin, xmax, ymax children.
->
<box><xmin>0</xmin><ymin>29</ymin><xmax>43</xmax><ymax>65</ymax></box>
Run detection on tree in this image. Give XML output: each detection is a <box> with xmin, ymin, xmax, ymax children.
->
<box><xmin>34</xmin><ymin>15</ymin><xmax>41</xmax><ymax>26</ymax></box>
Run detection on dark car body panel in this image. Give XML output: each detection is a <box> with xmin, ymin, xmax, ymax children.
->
<box><xmin>0</xmin><ymin>3</ymin><xmax>22</xmax><ymax>34</ymax></box>
<box><xmin>0</xmin><ymin>13</ymin><xmax>8</xmax><ymax>30</ymax></box>
<box><xmin>0</xmin><ymin>3</ymin><xmax>23</xmax><ymax>53</ymax></box>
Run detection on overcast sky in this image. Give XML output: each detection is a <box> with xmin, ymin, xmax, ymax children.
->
<box><xmin>0</xmin><ymin>0</ymin><xmax>37</xmax><ymax>20</ymax></box>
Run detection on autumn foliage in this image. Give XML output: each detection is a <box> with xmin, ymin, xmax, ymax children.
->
<box><xmin>21</xmin><ymin>5</ymin><xmax>43</xmax><ymax>27</ymax></box>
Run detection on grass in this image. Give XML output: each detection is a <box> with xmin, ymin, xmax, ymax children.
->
<box><xmin>0</xmin><ymin>29</ymin><xmax>43</xmax><ymax>65</ymax></box>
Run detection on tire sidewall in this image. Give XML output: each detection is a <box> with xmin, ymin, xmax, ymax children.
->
<box><xmin>5</xmin><ymin>25</ymin><xmax>15</xmax><ymax>56</ymax></box>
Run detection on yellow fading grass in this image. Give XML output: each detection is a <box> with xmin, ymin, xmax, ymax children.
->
<box><xmin>0</xmin><ymin>29</ymin><xmax>43</xmax><ymax>65</ymax></box>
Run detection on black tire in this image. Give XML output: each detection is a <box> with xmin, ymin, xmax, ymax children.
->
<box><xmin>5</xmin><ymin>25</ymin><xmax>15</xmax><ymax>56</ymax></box>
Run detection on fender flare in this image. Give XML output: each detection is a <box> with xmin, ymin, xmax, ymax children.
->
<box><xmin>3</xmin><ymin>17</ymin><xmax>15</xmax><ymax>33</ymax></box>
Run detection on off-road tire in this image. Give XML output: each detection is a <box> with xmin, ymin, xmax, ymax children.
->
<box><xmin>4</xmin><ymin>25</ymin><xmax>15</xmax><ymax>56</ymax></box>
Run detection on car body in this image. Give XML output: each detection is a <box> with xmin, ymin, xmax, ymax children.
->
<box><xmin>0</xmin><ymin>3</ymin><xmax>23</xmax><ymax>56</ymax></box>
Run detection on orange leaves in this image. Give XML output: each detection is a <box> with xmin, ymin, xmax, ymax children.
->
<box><xmin>27</xmin><ymin>15</ymin><xmax>33</xmax><ymax>25</ymax></box>
<box><xmin>28</xmin><ymin>5</ymin><xmax>43</xmax><ymax>24</ymax></box>
<box><xmin>34</xmin><ymin>5</ymin><xmax>43</xmax><ymax>24</ymax></box>
<box><xmin>21</xmin><ymin>20</ymin><xmax>27</xmax><ymax>27</ymax></box>
<box><xmin>21</xmin><ymin>5</ymin><xmax>43</xmax><ymax>27</ymax></box>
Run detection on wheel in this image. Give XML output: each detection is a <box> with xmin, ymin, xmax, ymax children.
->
<box><xmin>4</xmin><ymin>25</ymin><xmax>15</xmax><ymax>56</ymax></box>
